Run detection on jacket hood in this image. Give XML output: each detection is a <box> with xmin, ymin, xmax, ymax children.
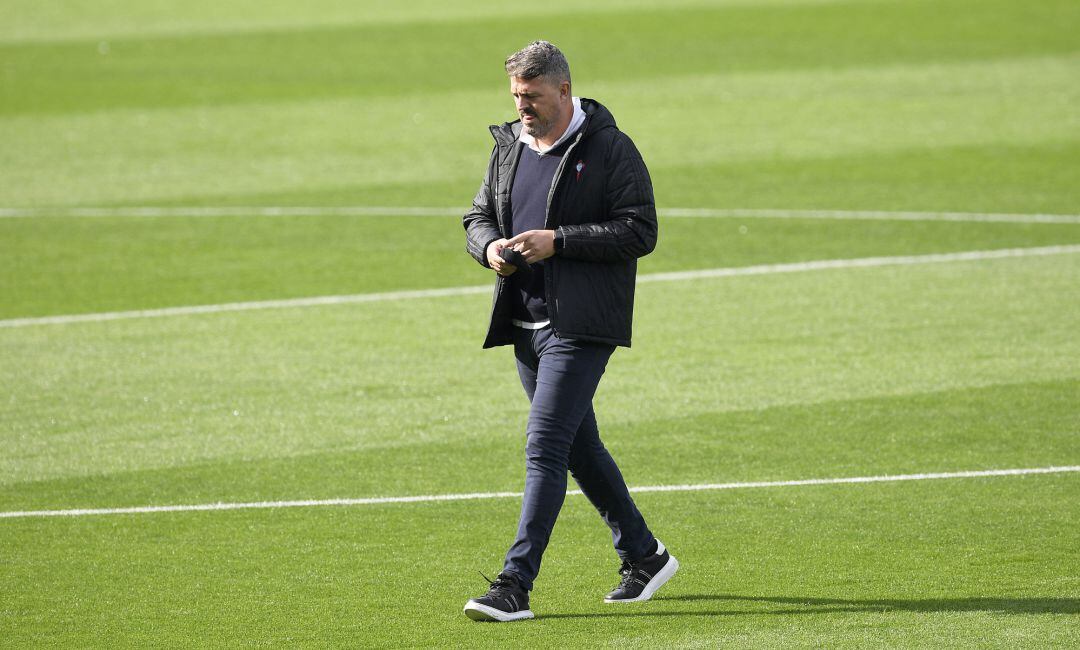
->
<box><xmin>489</xmin><ymin>97</ymin><xmax>615</xmax><ymax>146</ymax></box>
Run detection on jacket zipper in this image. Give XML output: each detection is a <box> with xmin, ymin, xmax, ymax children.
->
<box><xmin>542</xmin><ymin>128</ymin><xmax>587</xmax><ymax>336</ymax></box>
<box><xmin>497</xmin><ymin>140</ymin><xmax>524</xmax><ymax>237</ymax></box>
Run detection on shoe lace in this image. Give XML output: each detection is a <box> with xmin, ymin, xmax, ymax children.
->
<box><xmin>615</xmin><ymin>561</ymin><xmax>638</xmax><ymax>589</ymax></box>
<box><xmin>479</xmin><ymin>571</ymin><xmax>518</xmax><ymax>597</ymax></box>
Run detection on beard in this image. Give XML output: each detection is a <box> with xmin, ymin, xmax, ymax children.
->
<box><xmin>521</xmin><ymin>111</ymin><xmax>554</xmax><ymax>138</ymax></box>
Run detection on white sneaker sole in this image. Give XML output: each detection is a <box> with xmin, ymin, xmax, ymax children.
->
<box><xmin>603</xmin><ymin>555</ymin><xmax>680</xmax><ymax>603</ymax></box>
<box><xmin>463</xmin><ymin>601</ymin><xmax>535</xmax><ymax>622</ymax></box>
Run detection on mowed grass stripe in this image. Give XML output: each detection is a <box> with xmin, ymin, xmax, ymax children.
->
<box><xmin>0</xmin><ymin>0</ymin><xmax>851</xmax><ymax>44</ymax></box>
<box><xmin>3</xmin><ymin>0</ymin><xmax>1075</xmax><ymax>116</ymax></box>
<box><xmin>3</xmin><ymin>466</ymin><xmax>1076</xmax><ymax>519</ymax></box>
<box><xmin>656</xmin><ymin>140</ymin><xmax>1080</xmax><ymax>216</ymax></box>
<box><xmin>3</xmin><ymin>377</ymin><xmax>1075</xmax><ymax>511</ymax></box>
<box><xmin>7</xmin><ymin>213</ymin><xmax>1078</xmax><ymax>319</ymax></box>
<box><xmin>3</xmin><ymin>244</ymin><xmax>1077</xmax><ymax>328</ymax></box>
<box><xmin>4</xmin><ymin>56</ymin><xmax>1076</xmax><ymax>209</ymax></box>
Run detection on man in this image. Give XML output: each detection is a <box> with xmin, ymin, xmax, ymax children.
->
<box><xmin>462</xmin><ymin>41</ymin><xmax>677</xmax><ymax>622</ymax></box>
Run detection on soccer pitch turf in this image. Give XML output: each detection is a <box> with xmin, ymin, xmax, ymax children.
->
<box><xmin>2</xmin><ymin>0</ymin><xmax>1079</xmax><ymax>646</ymax></box>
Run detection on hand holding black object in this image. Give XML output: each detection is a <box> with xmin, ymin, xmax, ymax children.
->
<box><xmin>499</xmin><ymin>247</ymin><xmax>532</xmax><ymax>281</ymax></box>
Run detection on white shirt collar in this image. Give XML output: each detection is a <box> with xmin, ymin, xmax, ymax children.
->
<box><xmin>519</xmin><ymin>97</ymin><xmax>585</xmax><ymax>154</ymax></box>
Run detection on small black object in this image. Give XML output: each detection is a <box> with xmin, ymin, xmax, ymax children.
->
<box><xmin>499</xmin><ymin>248</ymin><xmax>532</xmax><ymax>281</ymax></box>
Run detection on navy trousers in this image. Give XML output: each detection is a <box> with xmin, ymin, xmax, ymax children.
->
<box><xmin>502</xmin><ymin>326</ymin><xmax>655</xmax><ymax>590</ymax></box>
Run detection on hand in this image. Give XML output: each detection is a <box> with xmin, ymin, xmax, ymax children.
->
<box><xmin>504</xmin><ymin>229</ymin><xmax>555</xmax><ymax>263</ymax></box>
<box><xmin>486</xmin><ymin>239</ymin><xmax>517</xmax><ymax>276</ymax></box>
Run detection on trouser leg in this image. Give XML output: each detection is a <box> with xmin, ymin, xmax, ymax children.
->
<box><xmin>567</xmin><ymin>406</ymin><xmax>656</xmax><ymax>563</ymax></box>
<box><xmin>502</xmin><ymin>327</ymin><xmax>653</xmax><ymax>590</ymax></box>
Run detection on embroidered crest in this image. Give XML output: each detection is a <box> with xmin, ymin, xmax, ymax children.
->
<box><xmin>575</xmin><ymin>160</ymin><xmax>585</xmax><ymax>181</ymax></box>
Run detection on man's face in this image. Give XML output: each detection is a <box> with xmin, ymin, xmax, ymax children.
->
<box><xmin>510</xmin><ymin>75</ymin><xmax>568</xmax><ymax>139</ymax></box>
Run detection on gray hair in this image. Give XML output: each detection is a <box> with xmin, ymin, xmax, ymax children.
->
<box><xmin>504</xmin><ymin>40</ymin><xmax>571</xmax><ymax>85</ymax></box>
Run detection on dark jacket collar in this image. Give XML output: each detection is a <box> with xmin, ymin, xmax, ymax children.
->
<box><xmin>489</xmin><ymin>97</ymin><xmax>615</xmax><ymax>147</ymax></box>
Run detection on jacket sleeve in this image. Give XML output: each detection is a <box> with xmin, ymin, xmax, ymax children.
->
<box><xmin>463</xmin><ymin>145</ymin><xmax>504</xmax><ymax>268</ymax></box>
<box><xmin>555</xmin><ymin>132</ymin><xmax>658</xmax><ymax>263</ymax></box>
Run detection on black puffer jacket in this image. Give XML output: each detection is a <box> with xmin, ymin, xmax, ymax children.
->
<box><xmin>464</xmin><ymin>98</ymin><xmax>658</xmax><ymax>348</ymax></box>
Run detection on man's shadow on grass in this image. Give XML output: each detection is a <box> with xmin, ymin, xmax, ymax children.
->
<box><xmin>541</xmin><ymin>594</ymin><xmax>1080</xmax><ymax>620</ymax></box>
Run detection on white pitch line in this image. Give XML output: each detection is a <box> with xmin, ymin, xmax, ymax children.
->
<box><xmin>0</xmin><ymin>285</ymin><xmax>493</xmax><ymax>328</ymax></box>
<box><xmin>2</xmin><ymin>244</ymin><xmax>1079</xmax><ymax>329</ymax></box>
<box><xmin>636</xmin><ymin>244</ymin><xmax>1080</xmax><ymax>284</ymax></box>
<box><xmin>0</xmin><ymin>206</ymin><xmax>1078</xmax><ymax>224</ymax></box>
<box><xmin>1</xmin><ymin>466</ymin><xmax>1076</xmax><ymax>520</ymax></box>
<box><xmin>0</xmin><ymin>206</ymin><xmax>464</xmax><ymax>219</ymax></box>
<box><xmin>662</xmin><ymin>208</ymin><xmax>1080</xmax><ymax>225</ymax></box>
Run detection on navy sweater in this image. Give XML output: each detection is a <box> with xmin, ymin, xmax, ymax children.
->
<box><xmin>508</xmin><ymin>137</ymin><xmax>574</xmax><ymax>322</ymax></box>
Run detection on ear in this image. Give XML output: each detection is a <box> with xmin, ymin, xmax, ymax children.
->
<box><xmin>559</xmin><ymin>81</ymin><xmax>571</xmax><ymax>100</ymax></box>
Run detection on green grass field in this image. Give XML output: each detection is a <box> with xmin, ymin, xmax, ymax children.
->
<box><xmin>2</xmin><ymin>0</ymin><xmax>1078</xmax><ymax>646</ymax></box>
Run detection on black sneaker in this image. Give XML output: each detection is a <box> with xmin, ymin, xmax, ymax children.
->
<box><xmin>464</xmin><ymin>572</ymin><xmax>535</xmax><ymax>622</ymax></box>
<box><xmin>604</xmin><ymin>540</ymin><xmax>679</xmax><ymax>603</ymax></box>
